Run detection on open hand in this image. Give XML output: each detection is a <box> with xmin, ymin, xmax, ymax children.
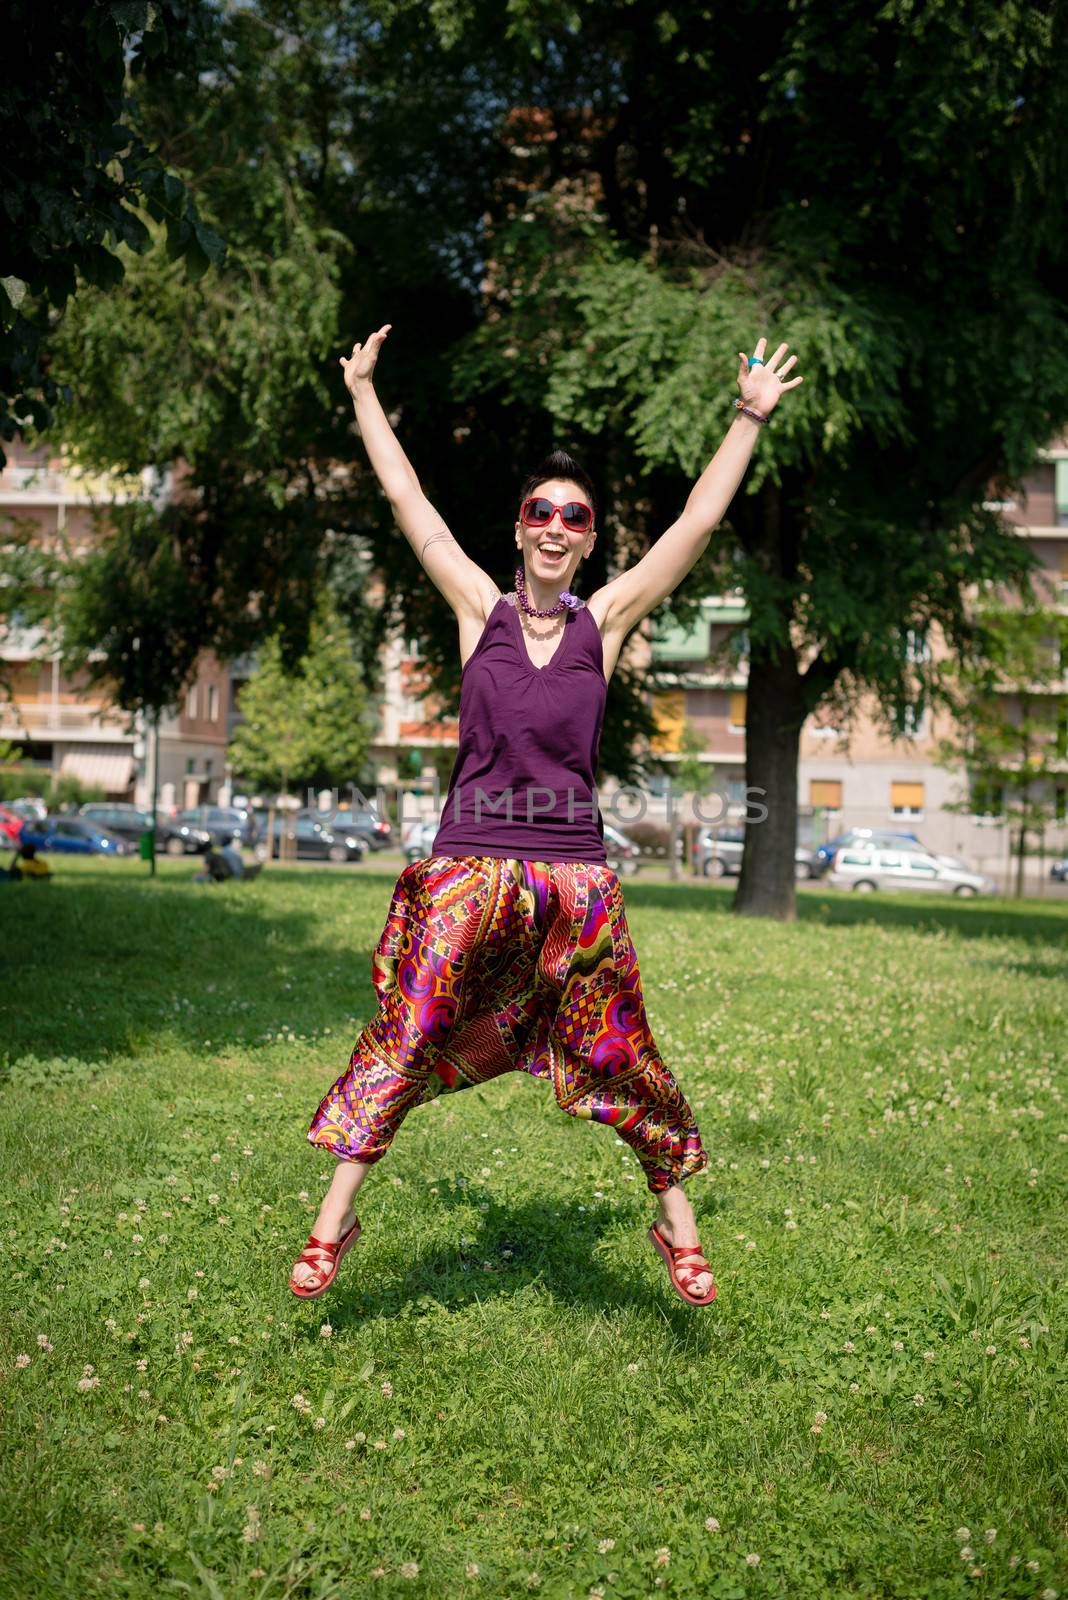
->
<box><xmin>340</xmin><ymin>325</ymin><xmax>392</xmax><ymax>394</ymax></box>
<box><xmin>736</xmin><ymin>336</ymin><xmax>803</xmax><ymax>415</ymax></box>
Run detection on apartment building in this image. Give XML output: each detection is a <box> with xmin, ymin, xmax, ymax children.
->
<box><xmin>0</xmin><ymin>439</ymin><xmax>242</xmax><ymax>810</ymax></box>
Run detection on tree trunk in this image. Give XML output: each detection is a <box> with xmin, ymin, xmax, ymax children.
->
<box><xmin>1014</xmin><ymin>821</ymin><xmax>1026</xmax><ymax>900</ymax></box>
<box><xmin>733</xmin><ymin>646</ymin><xmax>805</xmax><ymax>921</ymax></box>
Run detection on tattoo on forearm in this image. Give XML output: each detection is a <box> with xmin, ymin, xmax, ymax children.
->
<box><xmin>419</xmin><ymin>528</ymin><xmax>456</xmax><ymax>565</ymax></box>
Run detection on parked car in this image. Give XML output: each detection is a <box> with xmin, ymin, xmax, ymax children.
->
<box><xmin>19</xmin><ymin>816</ymin><xmax>135</xmax><ymax>856</ymax></box>
<box><xmin>403</xmin><ymin>817</ymin><xmax>441</xmax><ymax>864</ymax></box>
<box><xmin>0</xmin><ymin>804</ymin><xmax>25</xmax><ymax>844</ymax></box>
<box><xmin>692</xmin><ymin>826</ymin><xmax>815</xmax><ymax>880</ymax></box>
<box><xmin>1051</xmin><ymin>858</ymin><xmax>1068</xmax><ymax>882</ymax></box>
<box><xmin>603</xmin><ymin>823</ymin><xmax>642</xmax><ymax>876</ymax></box>
<box><xmin>302</xmin><ymin>806</ymin><xmax>394</xmax><ymax>852</ymax></box>
<box><xmin>6</xmin><ymin>796</ymin><xmax>48</xmax><ymax>822</ymax></box>
<box><xmin>811</xmin><ymin>829</ymin><xmax>934</xmax><ymax>875</ymax></box>
<box><xmin>79</xmin><ymin>802</ymin><xmax>212</xmax><ymax>856</ymax></box>
<box><xmin>827</xmin><ymin>844</ymin><xmax>996</xmax><ymax>896</ymax></box>
<box><xmin>268</xmin><ymin>814</ymin><xmax>368</xmax><ymax>863</ymax></box>
<box><xmin>175</xmin><ymin>804</ymin><xmax>259</xmax><ymax>848</ymax></box>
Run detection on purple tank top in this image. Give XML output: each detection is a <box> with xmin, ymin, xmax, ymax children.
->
<box><xmin>431</xmin><ymin>592</ymin><xmax>608</xmax><ymax>863</ymax></box>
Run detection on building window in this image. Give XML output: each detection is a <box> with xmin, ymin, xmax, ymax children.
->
<box><xmin>186</xmin><ymin>684</ymin><xmax>198</xmax><ymax>718</ymax></box>
<box><xmin>650</xmin><ymin>689</ymin><xmax>685</xmax><ymax>754</ymax></box>
<box><xmin>893</xmin><ymin>702</ymin><xmax>927</xmax><ymax>741</ymax></box>
<box><xmin>810</xmin><ymin>779</ymin><xmax>843</xmax><ymax>809</ymax></box>
<box><xmin>725</xmin><ymin>776</ymin><xmax>746</xmax><ymax>807</ymax></box>
<box><xmin>890</xmin><ymin>780</ymin><xmax>924</xmax><ymax>817</ymax></box>
<box><xmin>205</xmin><ymin>758</ymin><xmax>213</xmax><ymax>776</ymax></box>
<box><xmin>728</xmin><ymin>627</ymin><xmax>749</xmax><ymax>663</ymax></box>
<box><xmin>186</xmin><ymin>757</ymin><xmax>195</xmax><ymax>775</ymax></box>
<box><xmin>728</xmin><ymin>691</ymin><xmax>746</xmax><ymax>732</ymax></box>
<box><xmin>905</xmin><ymin>629</ymin><xmax>930</xmax><ymax>663</ymax></box>
<box><xmin>207</xmin><ymin>684</ymin><xmax>219</xmax><ymax>722</ymax></box>
<box><xmin>970</xmin><ymin>775</ymin><xmax>1004</xmax><ymax>818</ymax></box>
<box><xmin>1056</xmin><ymin>460</ymin><xmax>1068</xmax><ymax>528</ymax></box>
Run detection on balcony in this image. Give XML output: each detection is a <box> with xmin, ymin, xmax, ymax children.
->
<box><xmin>0</xmin><ymin>701</ymin><xmax>133</xmax><ymax>739</ymax></box>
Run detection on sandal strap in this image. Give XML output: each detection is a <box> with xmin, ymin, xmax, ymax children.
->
<box><xmin>305</xmin><ymin>1233</ymin><xmax>341</xmax><ymax>1255</ymax></box>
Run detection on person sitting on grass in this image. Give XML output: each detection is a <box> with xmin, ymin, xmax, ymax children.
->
<box><xmin>192</xmin><ymin>847</ymin><xmax>234</xmax><ymax>884</ymax></box>
<box><xmin>9</xmin><ymin>843</ymin><xmax>51</xmax><ymax>881</ymax></box>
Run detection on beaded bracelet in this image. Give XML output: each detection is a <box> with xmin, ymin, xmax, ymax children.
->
<box><xmin>734</xmin><ymin>399</ymin><xmax>770</xmax><ymax>425</ymax></box>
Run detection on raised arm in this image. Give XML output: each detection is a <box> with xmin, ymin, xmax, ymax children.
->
<box><xmin>341</xmin><ymin>328</ymin><xmax>499</xmax><ymax>623</ymax></box>
<box><xmin>591</xmin><ymin>337</ymin><xmax>804</xmax><ymax>645</ymax></box>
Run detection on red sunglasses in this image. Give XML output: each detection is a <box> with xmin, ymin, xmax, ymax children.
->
<box><xmin>519</xmin><ymin>496</ymin><xmax>594</xmax><ymax>533</ymax></box>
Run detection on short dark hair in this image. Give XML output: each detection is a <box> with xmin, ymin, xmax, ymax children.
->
<box><xmin>518</xmin><ymin>448</ymin><xmax>597</xmax><ymax>527</ymax></box>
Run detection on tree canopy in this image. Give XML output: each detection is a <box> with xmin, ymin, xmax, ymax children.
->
<box><xmin>0</xmin><ymin>0</ymin><xmax>225</xmax><ymax>463</ymax></box>
<box><xmin>17</xmin><ymin>0</ymin><xmax>1068</xmax><ymax>915</ymax></box>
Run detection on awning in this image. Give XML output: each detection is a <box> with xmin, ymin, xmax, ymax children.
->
<box><xmin>59</xmin><ymin>749</ymin><xmax>135</xmax><ymax>793</ymax></box>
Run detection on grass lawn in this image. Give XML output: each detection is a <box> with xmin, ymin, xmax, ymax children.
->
<box><xmin>1</xmin><ymin>856</ymin><xmax>1065</xmax><ymax>1599</ymax></box>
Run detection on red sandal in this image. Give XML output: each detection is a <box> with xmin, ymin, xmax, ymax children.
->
<box><xmin>648</xmin><ymin>1222</ymin><xmax>717</xmax><ymax>1306</ymax></box>
<box><xmin>289</xmin><ymin>1215</ymin><xmax>362</xmax><ymax>1300</ymax></box>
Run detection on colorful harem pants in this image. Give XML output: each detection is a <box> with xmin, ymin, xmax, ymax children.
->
<box><xmin>307</xmin><ymin>856</ymin><xmax>709</xmax><ymax>1194</ymax></box>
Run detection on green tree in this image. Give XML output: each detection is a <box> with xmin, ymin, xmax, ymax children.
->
<box><xmin>445</xmin><ymin>0</ymin><xmax>1068</xmax><ymax>918</ymax></box>
<box><xmin>228</xmin><ymin>600</ymin><xmax>375</xmax><ymax>805</ymax></box>
<box><xmin>0</xmin><ymin>0</ymin><xmax>224</xmax><ymax>463</ymax></box>
<box><xmin>936</xmin><ymin>603</ymin><xmax>1068</xmax><ymax>898</ymax></box>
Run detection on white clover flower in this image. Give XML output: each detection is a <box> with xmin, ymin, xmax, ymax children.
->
<box><xmin>956</xmin><ymin>1528</ymin><xmax>971</xmax><ymax>1542</ymax></box>
<box><xmin>15</xmin><ymin>1353</ymin><xmax>31</xmax><ymax>1369</ymax></box>
<box><xmin>912</xmin><ymin>1394</ymin><xmax>925</xmax><ymax>1406</ymax></box>
<box><xmin>597</xmin><ymin>1537</ymin><xmax>615</xmax><ymax>1552</ymax></box>
<box><xmin>320</xmin><ymin>1323</ymin><xmax>333</xmax><ymax>1339</ymax></box>
<box><xmin>745</xmin><ymin>1553</ymin><xmax>761</xmax><ymax>1567</ymax></box>
<box><xmin>985</xmin><ymin>1345</ymin><xmax>996</xmax><ymax>1355</ymax></box>
<box><xmin>393</xmin><ymin>1427</ymin><xmax>406</xmax><ymax>1440</ymax></box>
<box><xmin>959</xmin><ymin>1546</ymin><xmax>974</xmax><ymax>1560</ymax></box>
<box><xmin>705</xmin><ymin>1517</ymin><xmax>720</xmax><ymax>1532</ymax></box>
<box><xmin>654</xmin><ymin>1548</ymin><xmax>670</xmax><ymax>1568</ymax></box>
<box><xmin>399</xmin><ymin>1562</ymin><xmax>419</xmax><ymax>1580</ymax></box>
<box><xmin>465</xmin><ymin>1563</ymin><xmax>480</xmax><ymax>1577</ymax></box>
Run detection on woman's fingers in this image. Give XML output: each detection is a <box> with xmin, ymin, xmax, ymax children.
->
<box><xmin>764</xmin><ymin>342</ymin><xmax>790</xmax><ymax>374</ymax></box>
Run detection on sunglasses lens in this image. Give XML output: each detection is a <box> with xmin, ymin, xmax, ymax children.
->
<box><xmin>526</xmin><ymin>498</ymin><xmax>554</xmax><ymax>524</ymax></box>
<box><xmin>562</xmin><ymin>503</ymin><xmax>591</xmax><ymax>531</ymax></box>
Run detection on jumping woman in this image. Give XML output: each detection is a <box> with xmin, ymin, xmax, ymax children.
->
<box><xmin>289</xmin><ymin>328</ymin><xmax>803</xmax><ymax>1306</ymax></box>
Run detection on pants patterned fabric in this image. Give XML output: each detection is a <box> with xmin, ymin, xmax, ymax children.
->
<box><xmin>307</xmin><ymin>855</ymin><xmax>709</xmax><ymax>1194</ymax></box>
